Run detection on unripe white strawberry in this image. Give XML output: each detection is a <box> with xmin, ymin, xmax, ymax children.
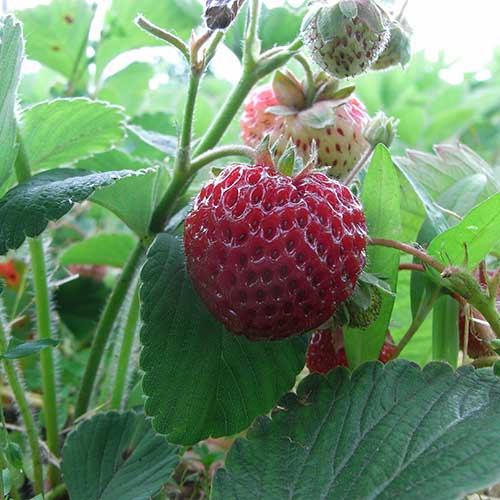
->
<box><xmin>302</xmin><ymin>0</ymin><xmax>391</xmax><ymax>78</ymax></box>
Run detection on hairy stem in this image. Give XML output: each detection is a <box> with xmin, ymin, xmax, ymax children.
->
<box><xmin>74</xmin><ymin>242</ymin><xmax>145</xmax><ymax>418</ymax></box>
<box><xmin>190</xmin><ymin>145</ymin><xmax>256</xmax><ymax>173</ymax></box>
<box><xmin>0</xmin><ymin>319</ymin><xmax>43</xmax><ymax>494</ymax></box>
<box><xmin>110</xmin><ymin>285</ymin><xmax>140</xmax><ymax>410</ymax></box>
<box><xmin>243</xmin><ymin>0</ymin><xmax>261</xmax><ymax>70</ymax></box>
<box><xmin>343</xmin><ymin>145</ymin><xmax>375</xmax><ymax>185</ymax></box>
<box><xmin>135</xmin><ymin>15</ymin><xmax>190</xmax><ymax>61</ymax></box>
<box><xmin>399</xmin><ymin>263</ymin><xmax>425</xmax><ymax>272</ymax></box>
<box><xmin>14</xmin><ymin>135</ymin><xmax>60</xmax><ymax>486</ymax></box>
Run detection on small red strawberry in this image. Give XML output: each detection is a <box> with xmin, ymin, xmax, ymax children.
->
<box><xmin>0</xmin><ymin>260</ymin><xmax>21</xmax><ymax>288</ymax></box>
<box><xmin>184</xmin><ymin>163</ymin><xmax>367</xmax><ymax>340</ymax></box>
<box><xmin>301</xmin><ymin>0</ymin><xmax>390</xmax><ymax>79</ymax></box>
<box><xmin>240</xmin><ymin>71</ymin><xmax>369</xmax><ymax>179</ymax></box>
<box><xmin>307</xmin><ymin>328</ymin><xmax>395</xmax><ymax>373</ymax></box>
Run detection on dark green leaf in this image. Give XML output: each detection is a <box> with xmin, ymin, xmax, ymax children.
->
<box><xmin>345</xmin><ymin>145</ymin><xmax>401</xmax><ymax>366</ymax></box>
<box><xmin>21</xmin><ymin>98</ymin><xmax>126</xmax><ymax>171</ymax></box>
<box><xmin>16</xmin><ymin>0</ymin><xmax>95</xmax><ymax>82</ymax></box>
<box><xmin>55</xmin><ymin>276</ymin><xmax>110</xmax><ymax>341</ymax></box>
<box><xmin>0</xmin><ymin>16</ymin><xmax>23</xmax><ymax>190</ymax></box>
<box><xmin>213</xmin><ymin>361</ymin><xmax>500</xmax><ymax>499</ymax></box>
<box><xmin>0</xmin><ymin>168</ymin><xmax>146</xmax><ymax>254</ymax></box>
<box><xmin>140</xmin><ymin>234</ymin><xmax>306</xmax><ymax>445</ymax></box>
<box><xmin>1</xmin><ymin>338</ymin><xmax>59</xmax><ymax>359</ymax></box>
<box><xmin>62</xmin><ymin>411</ymin><xmax>179</xmax><ymax>500</ymax></box>
<box><xmin>60</xmin><ymin>233</ymin><xmax>136</xmax><ymax>268</ymax></box>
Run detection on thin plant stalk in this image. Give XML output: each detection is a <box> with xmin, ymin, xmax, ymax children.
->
<box><xmin>14</xmin><ymin>134</ymin><xmax>60</xmax><ymax>486</ymax></box>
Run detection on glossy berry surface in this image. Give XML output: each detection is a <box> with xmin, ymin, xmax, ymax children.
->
<box><xmin>184</xmin><ymin>164</ymin><xmax>367</xmax><ymax>340</ymax></box>
<box><xmin>0</xmin><ymin>260</ymin><xmax>20</xmax><ymax>288</ymax></box>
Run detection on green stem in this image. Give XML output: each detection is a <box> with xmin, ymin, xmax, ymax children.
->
<box><xmin>432</xmin><ymin>295</ymin><xmax>459</xmax><ymax>367</ymax></box>
<box><xmin>135</xmin><ymin>15</ymin><xmax>190</xmax><ymax>61</ymax></box>
<box><xmin>243</xmin><ymin>0</ymin><xmax>261</xmax><ymax>70</ymax></box>
<box><xmin>74</xmin><ymin>242</ymin><xmax>145</xmax><ymax>418</ymax></box>
<box><xmin>476</xmin><ymin>299</ymin><xmax>500</xmax><ymax>338</ymax></box>
<box><xmin>294</xmin><ymin>53</ymin><xmax>315</xmax><ymax>106</ymax></box>
<box><xmin>343</xmin><ymin>145</ymin><xmax>375</xmax><ymax>185</ymax></box>
<box><xmin>192</xmin><ymin>75</ymin><xmax>255</xmax><ymax>157</ymax></box>
<box><xmin>14</xmin><ymin>134</ymin><xmax>60</xmax><ymax>487</ymax></box>
<box><xmin>190</xmin><ymin>145</ymin><xmax>256</xmax><ymax>174</ymax></box>
<box><xmin>0</xmin><ymin>320</ymin><xmax>43</xmax><ymax>494</ymax></box>
<box><xmin>45</xmin><ymin>483</ymin><xmax>67</xmax><ymax>500</ymax></box>
<box><xmin>110</xmin><ymin>286</ymin><xmax>140</xmax><ymax>410</ymax></box>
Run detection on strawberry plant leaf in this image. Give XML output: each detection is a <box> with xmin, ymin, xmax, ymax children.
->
<box><xmin>16</xmin><ymin>0</ymin><xmax>95</xmax><ymax>84</ymax></box>
<box><xmin>77</xmin><ymin>150</ymin><xmax>170</xmax><ymax>237</ymax></box>
<box><xmin>1</xmin><ymin>338</ymin><xmax>59</xmax><ymax>359</ymax></box>
<box><xmin>428</xmin><ymin>192</ymin><xmax>500</xmax><ymax>269</ymax></box>
<box><xmin>20</xmin><ymin>98</ymin><xmax>126</xmax><ymax>171</ymax></box>
<box><xmin>140</xmin><ymin>234</ymin><xmax>306</xmax><ymax>445</ymax></box>
<box><xmin>213</xmin><ymin>361</ymin><xmax>500</xmax><ymax>500</ymax></box>
<box><xmin>345</xmin><ymin>145</ymin><xmax>401</xmax><ymax>367</ymax></box>
<box><xmin>0</xmin><ymin>168</ymin><xmax>147</xmax><ymax>254</ymax></box>
<box><xmin>62</xmin><ymin>411</ymin><xmax>179</xmax><ymax>500</ymax></box>
<box><xmin>60</xmin><ymin>233</ymin><xmax>136</xmax><ymax>268</ymax></box>
<box><xmin>0</xmin><ymin>16</ymin><xmax>23</xmax><ymax>191</ymax></box>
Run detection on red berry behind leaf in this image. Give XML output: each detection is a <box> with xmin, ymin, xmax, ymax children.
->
<box><xmin>184</xmin><ymin>164</ymin><xmax>367</xmax><ymax>340</ymax></box>
<box><xmin>0</xmin><ymin>260</ymin><xmax>21</xmax><ymax>288</ymax></box>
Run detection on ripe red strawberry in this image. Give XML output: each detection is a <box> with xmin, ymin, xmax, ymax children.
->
<box><xmin>302</xmin><ymin>0</ymin><xmax>390</xmax><ymax>79</ymax></box>
<box><xmin>0</xmin><ymin>260</ymin><xmax>21</xmax><ymax>288</ymax></box>
<box><xmin>307</xmin><ymin>329</ymin><xmax>395</xmax><ymax>374</ymax></box>
<box><xmin>240</xmin><ymin>72</ymin><xmax>369</xmax><ymax>179</ymax></box>
<box><xmin>184</xmin><ymin>164</ymin><xmax>367</xmax><ymax>340</ymax></box>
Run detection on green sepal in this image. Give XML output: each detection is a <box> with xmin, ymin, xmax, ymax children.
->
<box><xmin>272</xmin><ymin>71</ymin><xmax>306</xmax><ymax>110</ymax></box>
<box><xmin>358</xmin><ymin>270</ymin><xmax>395</xmax><ymax>297</ymax></box>
<box><xmin>276</xmin><ymin>139</ymin><xmax>297</xmax><ymax>177</ymax></box>
<box><xmin>266</xmin><ymin>105</ymin><xmax>297</xmax><ymax>117</ymax></box>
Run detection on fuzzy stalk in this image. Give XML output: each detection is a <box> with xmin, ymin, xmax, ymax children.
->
<box><xmin>110</xmin><ymin>285</ymin><xmax>140</xmax><ymax>410</ymax></box>
<box><xmin>0</xmin><ymin>319</ymin><xmax>43</xmax><ymax>494</ymax></box>
<box><xmin>190</xmin><ymin>145</ymin><xmax>256</xmax><ymax>173</ymax></box>
<box><xmin>14</xmin><ymin>134</ymin><xmax>60</xmax><ymax>486</ymax></box>
<box><xmin>74</xmin><ymin>242</ymin><xmax>145</xmax><ymax>418</ymax></box>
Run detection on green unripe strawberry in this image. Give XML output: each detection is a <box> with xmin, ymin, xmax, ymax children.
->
<box><xmin>346</xmin><ymin>285</ymin><xmax>382</xmax><ymax>329</ymax></box>
<box><xmin>372</xmin><ymin>21</ymin><xmax>412</xmax><ymax>70</ymax></box>
<box><xmin>302</xmin><ymin>0</ymin><xmax>391</xmax><ymax>79</ymax></box>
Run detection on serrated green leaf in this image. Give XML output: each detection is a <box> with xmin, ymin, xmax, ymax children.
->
<box><xmin>60</xmin><ymin>233</ymin><xmax>136</xmax><ymax>268</ymax></box>
<box><xmin>0</xmin><ymin>168</ymin><xmax>145</xmax><ymax>254</ymax></box>
<box><xmin>62</xmin><ymin>411</ymin><xmax>180</xmax><ymax>500</ymax></box>
<box><xmin>428</xmin><ymin>192</ymin><xmax>500</xmax><ymax>269</ymax></box>
<box><xmin>77</xmin><ymin>150</ymin><xmax>169</xmax><ymax>237</ymax></box>
<box><xmin>0</xmin><ymin>16</ymin><xmax>23</xmax><ymax>192</ymax></box>
<box><xmin>95</xmin><ymin>0</ymin><xmax>202</xmax><ymax>78</ymax></box>
<box><xmin>140</xmin><ymin>234</ymin><xmax>306</xmax><ymax>445</ymax></box>
<box><xmin>1</xmin><ymin>338</ymin><xmax>59</xmax><ymax>359</ymax></box>
<box><xmin>20</xmin><ymin>99</ymin><xmax>126</xmax><ymax>171</ymax></box>
<box><xmin>345</xmin><ymin>145</ymin><xmax>401</xmax><ymax>366</ymax></box>
<box><xmin>213</xmin><ymin>361</ymin><xmax>500</xmax><ymax>500</ymax></box>
<box><xmin>16</xmin><ymin>0</ymin><xmax>94</xmax><ymax>83</ymax></box>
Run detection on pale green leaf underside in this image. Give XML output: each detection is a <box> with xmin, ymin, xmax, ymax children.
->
<box><xmin>428</xmin><ymin>192</ymin><xmax>500</xmax><ymax>268</ymax></box>
<box><xmin>0</xmin><ymin>168</ymin><xmax>147</xmax><ymax>254</ymax></box>
<box><xmin>140</xmin><ymin>234</ymin><xmax>306</xmax><ymax>445</ymax></box>
<box><xmin>77</xmin><ymin>150</ymin><xmax>168</xmax><ymax>237</ymax></box>
<box><xmin>214</xmin><ymin>361</ymin><xmax>500</xmax><ymax>500</ymax></box>
<box><xmin>60</xmin><ymin>233</ymin><xmax>136</xmax><ymax>268</ymax></box>
<box><xmin>20</xmin><ymin>98</ymin><xmax>125</xmax><ymax>170</ymax></box>
<box><xmin>0</xmin><ymin>16</ymin><xmax>23</xmax><ymax>190</ymax></box>
<box><xmin>62</xmin><ymin>411</ymin><xmax>179</xmax><ymax>500</ymax></box>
